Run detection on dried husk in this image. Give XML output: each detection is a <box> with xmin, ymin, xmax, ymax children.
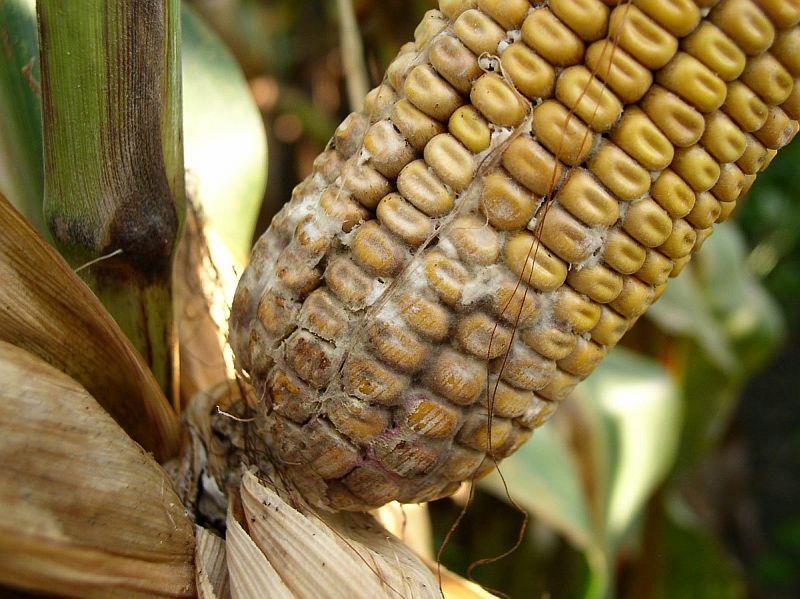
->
<box><xmin>0</xmin><ymin>194</ymin><xmax>179</xmax><ymax>460</ymax></box>
<box><xmin>0</xmin><ymin>341</ymin><xmax>195</xmax><ymax>598</ymax></box>
<box><xmin>195</xmin><ymin>526</ymin><xmax>230</xmax><ymax>599</ymax></box>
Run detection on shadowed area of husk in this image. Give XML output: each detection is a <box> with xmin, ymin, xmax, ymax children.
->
<box><xmin>0</xmin><ymin>341</ymin><xmax>195</xmax><ymax>598</ymax></box>
<box><xmin>0</xmin><ymin>194</ymin><xmax>180</xmax><ymax>460</ymax></box>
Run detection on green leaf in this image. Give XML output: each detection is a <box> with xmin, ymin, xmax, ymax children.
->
<box><xmin>182</xmin><ymin>5</ymin><xmax>268</xmax><ymax>263</ymax></box>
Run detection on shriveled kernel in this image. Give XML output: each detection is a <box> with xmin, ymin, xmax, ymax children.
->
<box><xmin>538</xmin><ymin>369</ymin><xmax>580</xmax><ymax>402</ymax></box>
<box><xmin>609</xmin><ymin>276</ymin><xmax>654</xmax><ymax>319</ymax></box>
<box><xmin>325</xmin><ymin>257</ymin><xmax>376</xmax><ymax>309</ymax></box>
<box><xmin>424</xmin><ymin>133</ymin><xmax>476</xmax><ymax>191</ymax></box>
<box><xmin>586</xmin><ymin>40</ymin><xmax>653</xmax><ymax>103</ymax></box>
<box><xmin>397</xmin><ymin>159</ymin><xmax>454</xmax><ymax>217</ymax></box>
<box><xmin>456</xmin><ymin>312</ymin><xmax>513</xmax><ymax>359</ymax></box>
<box><xmin>328</xmin><ymin>397</ymin><xmax>390</xmax><ymax>444</ymax></box>
<box><xmin>295</xmin><ymin>215</ymin><xmax>331</xmax><ymax>257</ymax></box>
<box><xmin>659</xmin><ymin>218</ymin><xmax>697</xmax><ymax>259</ymax></box>
<box><xmin>454</xmin><ymin>9</ymin><xmax>504</xmax><ymax>55</ymax></box>
<box><xmin>756</xmin><ymin>106</ymin><xmax>798</xmax><ymax>150</ymax></box>
<box><xmin>522</xmin><ymin>8</ymin><xmax>586</xmax><ymax>67</ymax></box>
<box><xmin>377</xmin><ymin>193</ymin><xmax>433</xmax><ymax>247</ymax></box>
<box><xmin>489</xmin><ymin>275</ymin><xmax>541</xmax><ymax>327</ymax></box>
<box><xmin>368</xmin><ymin>319</ymin><xmax>429</xmax><ymax>373</ymax></box>
<box><xmin>342</xmin><ymin>466</ymin><xmax>399</xmax><ymax>507</ymax></box>
<box><xmin>501</xmin><ymin>43</ymin><xmax>557</xmax><ymax>101</ymax></box>
<box><xmin>386</xmin><ymin>45</ymin><xmax>417</xmax><ymax>91</ymax></box>
<box><xmin>426</xmin><ymin>348</ymin><xmax>486</xmax><ymax>405</ymax></box>
<box><xmin>257</xmin><ymin>292</ymin><xmax>300</xmax><ymax>341</ymax></box>
<box><xmin>449</xmin><ymin>106</ymin><xmax>491</xmax><ymax>153</ymax></box>
<box><xmin>634</xmin><ymin>0</ymin><xmax>700</xmax><ymax>37</ymax></box>
<box><xmin>298</xmin><ymin>289</ymin><xmax>349</xmax><ymax>342</ymax></box>
<box><xmin>603</xmin><ymin>229</ymin><xmax>647</xmax><ymax>275</ymax></box>
<box><xmin>458</xmin><ymin>412</ymin><xmax>513</xmax><ymax>453</ymax></box>
<box><xmin>702</xmin><ymin>111</ymin><xmax>747</xmax><ymax>163</ymax></box>
<box><xmin>502</xmin><ymin>136</ymin><xmax>565</xmax><ymax>196</ymax></box>
<box><xmin>757</xmin><ymin>0</ymin><xmax>800</xmax><ymax>28</ymax></box>
<box><xmin>532</xmin><ymin>100</ymin><xmax>595</xmax><ymax>166</ymax></box>
<box><xmin>740</xmin><ymin>53</ymin><xmax>794</xmax><ymax>105</ymax></box>
<box><xmin>672</xmin><ymin>146</ymin><xmax>721</xmax><ymax>192</ymax></box>
<box><xmin>405</xmin><ymin>65</ymin><xmax>463</xmax><ymax>121</ymax></box>
<box><xmin>636</xmin><ymin>248</ymin><xmax>674</xmax><ymax>286</ymax></box>
<box><xmin>425</xmin><ymin>251</ymin><xmax>469</xmax><ymax>305</ymax></box>
<box><xmin>504</xmin><ymin>231</ymin><xmax>569</xmax><ymax>292</ymax></box>
<box><xmin>556</xmin><ymin>66</ymin><xmax>623</xmax><ymax>132</ymax></box>
<box><xmin>440</xmin><ymin>446</ymin><xmax>486</xmax><ymax>481</ymax></box>
<box><xmin>567</xmin><ymin>262</ymin><xmax>624</xmax><ymax>303</ymax></box>
<box><xmin>694</xmin><ymin>226</ymin><xmax>715</xmax><ymax>250</ymax></box>
<box><xmin>268</xmin><ymin>369</ymin><xmax>316</xmax><ymax>424</ymax></box>
<box><xmin>285</xmin><ymin>330</ymin><xmax>338</xmax><ymax>389</ymax></box>
<box><xmin>558</xmin><ymin>337</ymin><xmax>606</xmax><ymax>378</ymax></box>
<box><xmin>352</xmin><ymin>220</ymin><xmax>405</xmax><ymax>277</ymax></box>
<box><xmin>710</xmin><ymin>0</ymin><xmax>775</xmax><ymax>56</ymax></box>
<box><xmin>657</xmin><ymin>53</ymin><xmax>727</xmax><ymax>113</ymax></box>
<box><xmin>471</xmin><ymin>73</ymin><xmax>527</xmax><ymax>128</ymax></box>
<box><xmin>485</xmin><ymin>380</ymin><xmax>534</xmax><ymax>419</ymax></box>
<box><xmin>320</xmin><ymin>185</ymin><xmax>370</xmax><ymax>230</ymax></box>
<box><xmin>476</xmin><ymin>0</ymin><xmax>530</xmax><ymax>29</ymax></box>
<box><xmin>687</xmin><ymin>191</ymin><xmax>722</xmax><ymax>229</ymax></box>
<box><xmin>414</xmin><ymin>10</ymin><xmax>448</xmax><ymax>49</ymax></box>
<box><xmin>448</xmin><ymin>214</ymin><xmax>501</xmax><ymax>265</ymax></box>
<box><xmin>375</xmin><ymin>437</ymin><xmax>439</xmax><ymax>477</ymax></box>
<box><xmin>556</xmin><ymin>170</ymin><xmax>620</xmax><ymax>227</ymax></box>
<box><xmin>641</xmin><ymin>86</ymin><xmax>706</xmax><ymax>148</ymax></box>
<box><xmin>608</xmin><ymin>4</ymin><xmax>678</xmax><ymax>70</ymax></box>
<box><xmin>313</xmin><ymin>150</ymin><xmax>345</xmax><ymax>184</ymax></box>
<box><xmin>521</xmin><ymin>325</ymin><xmax>577</xmax><ymax>361</ymax></box>
<box><xmin>405</xmin><ymin>395</ymin><xmax>460</xmax><ymax>438</ymax></box>
<box><xmin>391</xmin><ymin>99</ymin><xmax>446</xmax><ymax>151</ymax></box>
<box><xmin>341</xmin><ymin>161</ymin><xmax>391</xmax><ymax>209</ymax></box>
<box><xmin>550</xmin><ymin>0</ymin><xmax>611</xmax><ymax>42</ymax></box>
<box><xmin>610</xmin><ymin>107</ymin><xmax>675</xmax><ymax>171</ymax></box>
<box><xmin>363</xmin><ymin>120</ymin><xmax>415</xmax><ymax>179</ymax></box>
<box><xmin>276</xmin><ymin>251</ymin><xmax>322</xmax><ymax>296</ymax></box>
<box><xmin>588</xmin><ymin>142</ymin><xmax>651</xmax><ymax>201</ymax></box>
<box><xmin>429</xmin><ymin>35</ymin><xmax>482</xmax><ymax>94</ymax></box>
<box><xmin>712</xmin><ymin>163</ymin><xmax>746</xmax><ymax>202</ymax></box>
<box><xmin>682</xmin><ymin>22</ymin><xmax>746</xmax><ymax>82</ymax></box>
<box><xmin>343</xmin><ymin>354</ymin><xmax>408</xmax><ymax>405</ymax></box>
<box><xmin>652</xmin><ymin>169</ymin><xmax>697</xmax><ymax>218</ymax></box>
<box><xmin>539</xmin><ymin>205</ymin><xmax>599</xmax><ymax>263</ymax></box>
<box><xmin>334</xmin><ymin>113</ymin><xmax>369</xmax><ymax>158</ymax></box>
<box><xmin>481</xmin><ymin>170</ymin><xmax>539</xmax><ymax>231</ymax></box>
<box><xmin>300</xmin><ymin>420</ymin><xmax>359</xmax><ymax>480</ymax></box>
<box><xmin>591</xmin><ymin>307</ymin><xmax>630</xmax><ymax>347</ymax></box>
<box><xmin>495</xmin><ymin>342</ymin><xmax>557</xmax><ymax>391</ymax></box>
<box><xmin>364</xmin><ymin>85</ymin><xmax>397</xmax><ymax>120</ymax></box>
<box><xmin>516</xmin><ymin>396</ymin><xmax>559</xmax><ymax>429</ymax></box>
<box><xmin>395</xmin><ymin>292</ymin><xmax>451</xmax><ymax>342</ymax></box>
<box><xmin>772</xmin><ymin>29</ymin><xmax>800</xmax><ymax>78</ymax></box>
<box><xmin>724</xmin><ymin>81</ymin><xmax>770</xmax><ymax>132</ymax></box>
<box><xmin>553</xmin><ymin>285</ymin><xmax>603</xmax><ymax>333</ymax></box>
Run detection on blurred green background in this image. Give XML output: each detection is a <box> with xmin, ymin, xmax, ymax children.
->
<box><xmin>2</xmin><ymin>0</ymin><xmax>798</xmax><ymax>597</ymax></box>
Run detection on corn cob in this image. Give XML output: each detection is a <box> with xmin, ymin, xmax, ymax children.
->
<box><xmin>231</xmin><ymin>0</ymin><xmax>800</xmax><ymax>511</ymax></box>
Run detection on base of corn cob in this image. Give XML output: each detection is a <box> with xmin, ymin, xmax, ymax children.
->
<box><xmin>231</xmin><ymin>0</ymin><xmax>800</xmax><ymax>511</ymax></box>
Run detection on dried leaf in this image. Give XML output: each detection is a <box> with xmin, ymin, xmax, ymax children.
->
<box><xmin>196</xmin><ymin>526</ymin><xmax>231</xmax><ymax>599</ymax></box>
<box><xmin>0</xmin><ymin>194</ymin><xmax>179</xmax><ymax>459</ymax></box>
<box><xmin>0</xmin><ymin>341</ymin><xmax>195</xmax><ymax>598</ymax></box>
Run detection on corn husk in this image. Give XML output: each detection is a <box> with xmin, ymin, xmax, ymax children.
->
<box><xmin>0</xmin><ymin>341</ymin><xmax>195</xmax><ymax>598</ymax></box>
<box><xmin>196</xmin><ymin>526</ymin><xmax>230</xmax><ymax>599</ymax></box>
<box><xmin>0</xmin><ymin>194</ymin><xmax>179</xmax><ymax>460</ymax></box>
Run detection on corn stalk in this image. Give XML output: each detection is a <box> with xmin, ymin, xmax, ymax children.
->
<box><xmin>37</xmin><ymin>0</ymin><xmax>185</xmax><ymax>402</ymax></box>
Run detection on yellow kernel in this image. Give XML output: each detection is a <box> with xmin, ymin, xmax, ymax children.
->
<box><xmin>425</xmin><ymin>347</ymin><xmax>486</xmax><ymax>405</ymax></box>
<box><xmin>609</xmin><ymin>276</ymin><xmax>654</xmax><ymax>318</ymax></box>
<box><xmin>394</xmin><ymin>292</ymin><xmax>451</xmax><ymax>342</ymax></box>
<box><xmin>456</xmin><ymin>311</ymin><xmax>512</xmax><ymax>359</ymax></box>
<box><xmin>480</xmin><ymin>170</ymin><xmax>539</xmax><ymax>231</ymax></box>
<box><xmin>328</xmin><ymin>397</ymin><xmax>390</xmax><ymax>444</ymax></box>
<box><xmin>341</xmin><ymin>161</ymin><xmax>391</xmax><ymax>209</ymax></box>
<box><xmin>471</xmin><ymin>73</ymin><xmax>527</xmax><ymax>128</ymax></box>
<box><xmin>363</xmin><ymin>120</ymin><xmax>415</xmax><ymax>179</ymax></box>
<box><xmin>489</xmin><ymin>275</ymin><xmax>542</xmax><ymax>327</ymax></box>
<box><xmin>532</xmin><ymin>100</ymin><xmax>595</xmax><ymax>166</ymax></box>
<box><xmin>757</xmin><ymin>0</ymin><xmax>800</xmax><ymax>28</ymax></box>
<box><xmin>404</xmin><ymin>65</ymin><xmax>463</xmax><ymax>121</ymax></box>
<box><xmin>588</xmin><ymin>142</ymin><xmax>651</xmax><ymax>201</ymax></box>
<box><xmin>504</xmin><ymin>231</ymin><xmax>569</xmax><ymax>292</ymax></box>
<box><xmin>652</xmin><ymin>169</ymin><xmax>697</xmax><ymax>218</ymax></box>
<box><xmin>485</xmin><ymin>381</ymin><xmax>534</xmax><ymax>419</ymax></box>
<box><xmin>772</xmin><ymin>28</ymin><xmax>800</xmax><ymax>78</ymax></box>
<box><xmin>710</xmin><ymin>0</ymin><xmax>775</xmax><ymax>56</ymax></box>
<box><xmin>429</xmin><ymin>35</ymin><xmax>482</xmax><ymax>94</ymax></box>
<box><xmin>454</xmin><ymin>9</ymin><xmax>504</xmax><ymax>55</ymax></box>
<box><xmin>556</xmin><ymin>66</ymin><xmax>623</xmax><ymax>132</ymax></box>
<box><xmin>586</xmin><ymin>39</ymin><xmax>653</xmax><ymax>103</ymax></box>
<box><xmin>424</xmin><ymin>133</ymin><xmax>476</xmax><ymax>192</ymax></box>
<box><xmin>687</xmin><ymin>191</ymin><xmax>722</xmax><ymax>229</ymax></box>
<box><xmin>623</xmin><ymin>198</ymin><xmax>674</xmax><ymax>248</ymax></box>
<box><xmin>476</xmin><ymin>0</ymin><xmax>530</xmax><ymax>29</ymax></box>
<box><xmin>657</xmin><ymin>53</ymin><xmax>727</xmax><ymax>113</ymax></box>
<box><xmin>425</xmin><ymin>251</ymin><xmax>469</xmax><ymax>305</ymax></box>
<box><xmin>522</xmin><ymin>8</ymin><xmax>586</xmax><ymax>67</ymax></box>
<box><xmin>550</xmin><ymin>0</ymin><xmax>611</xmax><ymax>42</ymax></box>
<box><xmin>438</xmin><ymin>0</ymin><xmax>476</xmax><ymax>19</ymax></box>
<box><xmin>672</xmin><ymin>146</ymin><xmax>721</xmax><ymax>192</ymax></box>
<box><xmin>701</xmin><ymin>111</ymin><xmax>747</xmax><ymax>163</ymax></box>
<box><xmin>716</xmin><ymin>199</ymin><xmax>737</xmax><ymax>223</ymax></box>
<box><xmin>723</xmin><ymin>81</ymin><xmax>770</xmax><ymax>132</ymax></box>
<box><xmin>391</xmin><ymin>99</ymin><xmax>446</xmax><ymax>152</ymax></box>
<box><xmin>376</xmin><ymin>192</ymin><xmax>433</xmax><ymax>247</ymax></box>
<box><xmin>634</xmin><ymin>0</ymin><xmax>700</xmax><ymax>37</ymax></box>
<box><xmin>741</xmin><ymin>53</ymin><xmax>794</xmax><ymax>105</ymax></box>
<box><xmin>755</xmin><ymin>106</ymin><xmax>798</xmax><ymax>150</ymax></box>
<box><xmin>397</xmin><ymin>159</ymin><xmax>454</xmax><ymax>216</ymax></box>
<box><xmin>608</xmin><ymin>4</ymin><xmax>678</xmax><ymax>70</ymax></box>
<box><xmin>538</xmin><ymin>369</ymin><xmax>580</xmax><ymax>402</ymax></box>
<box><xmin>636</xmin><ymin>249</ymin><xmax>674</xmax><ymax>286</ymax></box>
<box><xmin>496</xmin><ymin>342</ymin><xmax>557</xmax><ymax>391</ymax></box>
<box><xmin>343</xmin><ymin>353</ymin><xmax>408</xmax><ymax>405</ymax></box>
<box><xmin>449</xmin><ymin>105</ymin><xmax>491</xmax><ymax>153</ymax></box>
<box><xmin>603</xmin><ymin>229</ymin><xmax>647</xmax><ymax>275</ymax></box>
<box><xmin>737</xmin><ymin>134</ymin><xmax>769</xmax><ymax>174</ymax></box>
<box><xmin>553</xmin><ymin>286</ymin><xmax>602</xmax><ymax>333</ymax></box>
<box><xmin>368</xmin><ymin>319</ymin><xmax>428</xmax><ymax>373</ymax></box>
<box><xmin>458</xmin><ymin>412</ymin><xmax>513</xmax><ymax>453</ymax></box>
<box><xmin>522</xmin><ymin>325</ymin><xmax>577</xmax><ymax>361</ymax></box>
<box><xmin>591</xmin><ymin>307</ymin><xmax>631</xmax><ymax>347</ymax></box>
<box><xmin>640</xmin><ymin>86</ymin><xmax>706</xmax><ymax>148</ymax></box>
<box><xmin>782</xmin><ymin>82</ymin><xmax>800</xmax><ymax>120</ymax></box>
<box><xmin>352</xmin><ymin>220</ymin><xmax>405</xmax><ymax>276</ymax></box>
<box><xmin>567</xmin><ymin>262</ymin><xmax>623</xmax><ymax>303</ymax></box>
<box><xmin>682</xmin><ymin>22</ymin><xmax>746</xmax><ymax>82</ymax></box>
<box><xmin>539</xmin><ymin>205</ymin><xmax>599</xmax><ymax>263</ymax></box>
<box><xmin>712</xmin><ymin>163</ymin><xmax>746</xmax><ymax>202</ymax></box>
<box><xmin>610</xmin><ymin>107</ymin><xmax>675</xmax><ymax>171</ymax></box>
<box><xmin>670</xmin><ymin>255</ymin><xmax>691</xmax><ymax>278</ymax></box>
<box><xmin>448</xmin><ymin>214</ymin><xmax>501</xmax><ymax>265</ymax></box>
<box><xmin>556</xmin><ymin>169</ymin><xmax>620</xmax><ymax>227</ymax></box>
<box><xmin>502</xmin><ymin>136</ymin><xmax>564</xmax><ymax>196</ymax></box>
<box><xmin>501</xmin><ymin>42</ymin><xmax>557</xmax><ymax>101</ymax></box>
<box><xmin>659</xmin><ymin>218</ymin><xmax>697</xmax><ymax>260</ymax></box>
<box><xmin>558</xmin><ymin>337</ymin><xmax>606</xmax><ymax>378</ymax></box>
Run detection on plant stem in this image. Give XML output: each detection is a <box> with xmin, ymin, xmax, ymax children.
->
<box><xmin>37</xmin><ymin>0</ymin><xmax>185</xmax><ymax>404</ymax></box>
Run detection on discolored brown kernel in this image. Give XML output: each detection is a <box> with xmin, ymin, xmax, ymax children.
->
<box><xmin>611</xmin><ymin>107</ymin><xmax>675</xmax><ymax>171</ymax></box>
<box><xmin>651</xmin><ymin>169</ymin><xmax>697</xmax><ymax>218</ymax></box>
<box><xmin>636</xmin><ymin>248</ymin><xmax>674</xmax><ymax>286</ymax></box>
<box><xmin>641</xmin><ymin>86</ymin><xmax>706</xmax><ymax>148</ymax></box>
<box><xmin>471</xmin><ymin>73</ymin><xmax>527</xmax><ymax>128</ymax></box>
<box><xmin>298</xmin><ymin>289</ymin><xmax>350</xmax><ymax>342</ymax></box>
<box><xmin>391</xmin><ymin>99</ymin><xmax>446</xmax><ymax>152</ymax></box>
<box><xmin>556</xmin><ymin>66</ymin><xmax>623</xmax><ymax>132</ymax></box>
<box><xmin>489</xmin><ymin>274</ymin><xmax>542</xmax><ymax>327</ymax></box>
<box><xmin>609</xmin><ymin>276</ymin><xmax>654</xmax><ymax>319</ymax></box>
<box><xmin>558</xmin><ymin>337</ymin><xmax>606</xmax><ymax>378</ymax></box>
<box><xmin>516</xmin><ymin>396</ymin><xmax>559</xmax><ymax>429</ymax></box>
<box><xmin>448</xmin><ymin>214</ymin><xmax>501</xmax><ymax>265</ymax></box>
<box><xmin>504</xmin><ymin>231</ymin><xmax>569</xmax><ymax>292</ymax></box>
<box><xmin>424</xmin><ymin>133</ymin><xmax>476</xmax><ymax>191</ymax></box>
<box><xmin>532</xmin><ymin>101</ymin><xmax>595</xmax><ymax>166</ymax></box>
<box><xmin>672</xmin><ymin>146</ymin><xmax>721</xmax><ymax>192</ymax></box>
<box><xmin>502</xmin><ymin>136</ymin><xmax>565</xmax><ymax>196</ymax></box>
<box><xmin>363</xmin><ymin>120</ymin><xmax>415</xmax><ymax>179</ymax></box>
<box><xmin>755</xmin><ymin>106</ymin><xmax>798</xmax><ymax>150</ymax></box>
<box><xmin>341</xmin><ymin>161</ymin><xmax>391</xmax><ymax>209</ymax></box>
<box><xmin>334</xmin><ymin>113</ymin><xmax>369</xmax><ymax>158</ymax></box>
<box><xmin>495</xmin><ymin>341</ymin><xmax>557</xmax><ymax>391</ymax></box>
<box><xmin>426</xmin><ymin>347</ymin><xmax>486</xmax><ymax>405</ymax></box>
<box><xmin>635</xmin><ymin>0</ymin><xmax>700</xmax><ymax>37</ymax></box>
<box><xmin>521</xmin><ymin>325</ymin><xmax>577</xmax><ymax>361</ymax></box>
<box><xmin>456</xmin><ymin>311</ymin><xmax>513</xmax><ymax>359</ymax></box>
<box><xmin>608</xmin><ymin>4</ymin><xmax>678</xmax><ymax>70</ymax></box>
<box><xmin>624</xmin><ymin>198</ymin><xmax>675</xmax><ymax>248</ymax></box>
<box><xmin>257</xmin><ymin>292</ymin><xmax>300</xmax><ymax>341</ymax></box>
<box><xmin>449</xmin><ymin>105</ymin><xmax>491</xmax><ymax>153</ymax></box>
<box><xmin>425</xmin><ymin>251</ymin><xmax>469</xmax><ymax>306</ymax></box>
<box><xmin>375</xmin><ymin>437</ymin><xmax>439</xmax><ymax>477</ymax></box>
<box><xmin>343</xmin><ymin>354</ymin><xmax>409</xmax><ymax>405</ymax></box>
<box><xmin>501</xmin><ymin>43</ymin><xmax>557</xmax><ymax>101</ymax></box>
<box><xmin>328</xmin><ymin>396</ymin><xmax>390</xmax><ymax>444</ymax></box>
<box><xmin>457</xmin><ymin>411</ymin><xmax>513</xmax><ymax>453</ymax></box>
<box><xmin>556</xmin><ymin>169</ymin><xmax>620</xmax><ymax>227</ymax></box>
<box><xmin>405</xmin><ymin>65</ymin><xmax>464</xmax><ymax>121</ymax></box>
<box><xmin>368</xmin><ymin>319</ymin><xmax>429</xmax><ymax>373</ymax></box>
<box><xmin>702</xmin><ymin>111</ymin><xmax>747</xmax><ymax>163</ymax></box>
<box><xmin>539</xmin><ymin>204</ymin><xmax>599</xmax><ymax>263</ymax></box>
<box><xmin>480</xmin><ymin>170</ymin><xmax>539</xmax><ymax>231</ymax></box>
<box><xmin>377</xmin><ymin>193</ymin><xmax>433</xmax><ymax>248</ymax></box>
<box><xmin>429</xmin><ymin>35</ymin><xmax>482</xmax><ymax>94</ymax></box>
<box><xmin>325</xmin><ymin>257</ymin><xmax>376</xmax><ymax>310</ymax></box>
<box><xmin>395</xmin><ymin>291</ymin><xmax>451</xmax><ymax>343</ymax></box>
<box><xmin>300</xmin><ymin>419</ymin><xmax>360</xmax><ymax>480</ymax></box>
<box><xmin>342</xmin><ymin>466</ymin><xmax>399</xmax><ymax>507</ymax></box>
<box><xmin>352</xmin><ymin>220</ymin><xmax>406</xmax><ymax>277</ymax></box>
<box><xmin>588</xmin><ymin>142</ymin><xmax>651</xmax><ymax>201</ymax></box>
<box><xmin>683</xmin><ymin>22</ymin><xmax>746</xmax><ymax>82</ymax></box>
<box><xmin>657</xmin><ymin>53</ymin><xmax>728</xmax><ymax>114</ymax></box>
<box><xmin>585</xmin><ymin>40</ymin><xmax>653</xmax><ymax>104</ymax></box>
<box><xmin>397</xmin><ymin>159</ymin><xmax>454</xmax><ymax>217</ymax></box>
<box><xmin>567</xmin><ymin>262</ymin><xmax>623</xmax><ymax>303</ymax></box>
<box><xmin>710</xmin><ymin>0</ymin><xmax>775</xmax><ymax>56</ymax></box>
<box><xmin>320</xmin><ymin>185</ymin><xmax>370</xmax><ymax>230</ymax></box>
<box><xmin>364</xmin><ymin>85</ymin><xmax>397</xmax><ymax>121</ymax></box>
<box><xmin>295</xmin><ymin>215</ymin><xmax>331</xmax><ymax>257</ymax></box>
<box><xmin>538</xmin><ymin>369</ymin><xmax>580</xmax><ymax>402</ymax></box>
<box><xmin>550</xmin><ymin>0</ymin><xmax>611</xmax><ymax>42</ymax></box>
<box><xmin>522</xmin><ymin>9</ymin><xmax>586</xmax><ymax>67</ymax></box>
<box><xmin>387</xmin><ymin>45</ymin><xmax>417</xmax><ymax>92</ymax></box>
<box><xmin>454</xmin><ymin>9</ymin><xmax>505</xmax><ymax>56</ymax></box>
<box><xmin>268</xmin><ymin>369</ymin><xmax>317</xmax><ymax>424</ymax></box>
<box><xmin>741</xmin><ymin>53</ymin><xmax>794</xmax><ymax>105</ymax></box>
<box><xmin>724</xmin><ymin>81</ymin><xmax>770</xmax><ymax>132</ymax></box>
<box><xmin>405</xmin><ymin>394</ymin><xmax>460</xmax><ymax>438</ymax></box>
<box><xmin>485</xmin><ymin>380</ymin><xmax>535</xmax><ymax>419</ymax></box>
<box><xmin>275</xmin><ymin>251</ymin><xmax>322</xmax><ymax>297</ymax></box>
<box><xmin>553</xmin><ymin>286</ymin><xmax>603</xmax><ymax>333</ymax></box>
<box><xmin>604</xmin><ymin>229</ymin><xmax>648</xmax><ymax>275</ymax></box>
<box><xmin>439</xmin><ymin>445</ymin><xmax>487</xmax><ymax>481</ymax></box>
<box><xmin>285</xmin><ymin>330</ymin><xmax>339</xmax><ymax>389</ymax></box>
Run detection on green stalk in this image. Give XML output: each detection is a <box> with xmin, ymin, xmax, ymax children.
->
<box><xmin>37</xmin><ymin>1</ymin><xmax>185</xmax><ymax>402</ymax></box>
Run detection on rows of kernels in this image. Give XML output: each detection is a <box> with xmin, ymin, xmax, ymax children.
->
<box><xmin>227</xmin><ymin>0</ymin><xmax>800</xmax><ymax>511</ymax></box>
